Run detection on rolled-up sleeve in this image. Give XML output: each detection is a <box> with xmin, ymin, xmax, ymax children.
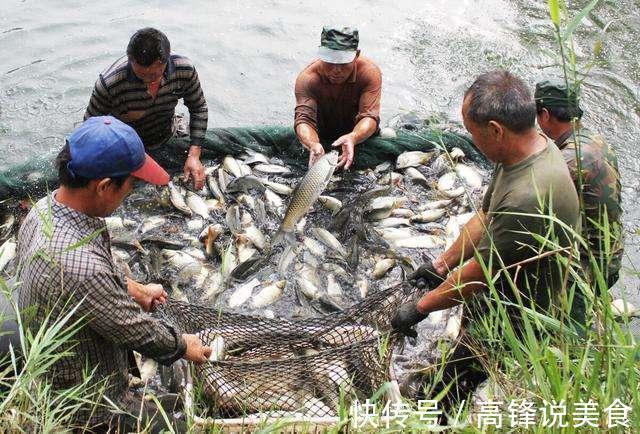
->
<box><xmin>354</xmin><ymin>64</ymin><xmax>382</xmax><ymax>126</ymax></box>
<box><xmin>183</xmin><ymin>67</ymin><xmax>208</xmax><ymax>146</ymax></box>
<box><xmin>71</xmin><ymin>271</ymin><xmax>186</xmax><ymax>365</ymax></box>
<box><xmin>294</xmin><ymin>72</ymin><xmax>318</xmax><ymax>132</ymax></box>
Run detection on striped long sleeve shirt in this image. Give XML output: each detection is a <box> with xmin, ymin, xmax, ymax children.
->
<box><xmin>84</xmin><ymin>54</ymin><xmax>208</xmax><ymax>148</ymax></box>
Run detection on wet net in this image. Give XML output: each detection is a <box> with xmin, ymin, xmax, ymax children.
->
<box><xmin>156</xmin><ymin>282</ymin><xmax>419</xmax><ymax>417</ymax></box>
<box><xmin>0</xmin><ymin>124</ymin><xmax>485</xmax><ymax>201</ymax></box>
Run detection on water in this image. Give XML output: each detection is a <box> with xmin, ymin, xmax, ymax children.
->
<box><xmin>1</xmin><ymin>0</ymin><xmax>638</xmax><ymax>296</ymax></box>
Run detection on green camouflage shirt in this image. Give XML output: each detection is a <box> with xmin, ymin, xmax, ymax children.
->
<box><xmin>556</xmin><ymin>127</ymin><xmax>623</xmax><ymax>287</ymax></box>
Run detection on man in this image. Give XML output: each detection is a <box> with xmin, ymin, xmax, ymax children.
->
<box><xmin>535</xmin><ymin>79</ymin><xmax>623</xmax><ymax>289</ymax></box>
<box><xmin>16</xmin><ymin>116</ymin><xmax>211</xmax><ymax>431</ymax></box>
<box><xmin>85</xmin><ymin>27</ymin><xmax>208</xmax><ymax>189</ymax></box>
<box><xmin>294</xmin><ymin>26</ymin><xmax>382</xmax><ymax>169</ymax></box>
<box><xmin>392</xmin><ymin>71</ymin><xmax>581</xmax><ymax>408</ymax></box>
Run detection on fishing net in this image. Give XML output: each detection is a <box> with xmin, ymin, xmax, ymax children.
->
<box><xmin>155</xmin><ymin>282</ymin><xmax>419</xmax><ymax>417</ymax></box>
<box><xmin>0</xmin><ymin>124</ymin><xmax>485</xmax><ymax>201</ymax></box>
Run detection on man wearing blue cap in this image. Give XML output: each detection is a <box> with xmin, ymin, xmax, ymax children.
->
<box><xmin>295</xmin><ymin>26</ymin><xmax>382</xmax><ymax>169</ymax></box>
<box><xmin>15</xmin><ymin>116</ymin><xmax>211</xmax><ymax>431</ymax></box>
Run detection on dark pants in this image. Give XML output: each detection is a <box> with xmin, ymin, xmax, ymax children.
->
<box><xmin>87</xmin><ymin>392</ymin><xmax>186</xmax><ymax>434</ymax></box>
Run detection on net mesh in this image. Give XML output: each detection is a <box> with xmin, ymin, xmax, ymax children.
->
<box><xmin>0</xmin><ymin>124</ymin><xmax>485</xmax><ymax>201</ymax></box>
<box><xmin>156</xmin><ymin>282</ymin><xmax>418</xmax><ymax>417</ymax></box>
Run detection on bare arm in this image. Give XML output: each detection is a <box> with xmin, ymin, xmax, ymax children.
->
<box><xmin>434</xmin><ymin>211</ymin><xmax>488</xmax><ymax>274</ymax></box>
<box><xmin>417</xmin><ymin>258</ymin><xmax>487</xmax><ymax>313</ymax></box>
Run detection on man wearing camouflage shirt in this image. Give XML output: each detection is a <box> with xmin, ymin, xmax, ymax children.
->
<box><xmin>535</xmin><ymin>79</ymin><xmax>623</xmax><ymax>289</ymax></box>
<box><xmin>16</xmin><ymin>116</ymin><xmax>211</xmax><ymax>431</ymax></box>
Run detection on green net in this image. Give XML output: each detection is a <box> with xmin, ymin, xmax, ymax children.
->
<box><xmin>0</xmin><ymin>125</ymin><xmax>486</xmax><ymax>202</ymax></box>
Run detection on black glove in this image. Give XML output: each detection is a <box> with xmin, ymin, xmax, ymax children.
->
<box><xmin>409</xmin><ymin>262</ymin><xmax>444</xmax><ymax>289</ymax></box>
<box><xmin>391</xmin><ymin>302</ymin><xmax>428</xmax><ymax>338</ymax></box>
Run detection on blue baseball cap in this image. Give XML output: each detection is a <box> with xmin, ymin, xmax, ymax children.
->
<box><xmin>67</xmin><ymin>116</ymin><xmax>169</xmax><ymax>185</ymax></box>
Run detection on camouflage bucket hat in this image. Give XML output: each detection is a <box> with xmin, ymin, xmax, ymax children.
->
<box><xmin>534</xmin><ymin>79</ymin><xmax>581</xmax><ymax>111</ymax></box>
<box><xmin>318</xmin><ymin>26</ymin><xmax>359</xmax><ymax>64</ymax></box>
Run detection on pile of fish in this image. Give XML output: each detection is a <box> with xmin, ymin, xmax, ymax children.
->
<box><xmin>0</xmin><ymin>143</ymin><xmax>492</xmax><ymax>415</ymax></box>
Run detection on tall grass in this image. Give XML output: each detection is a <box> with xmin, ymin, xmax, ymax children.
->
<box><xmin>0</xmin><ymin>279</ymin><xmax>106</xmax><ymax>433</ymax></box>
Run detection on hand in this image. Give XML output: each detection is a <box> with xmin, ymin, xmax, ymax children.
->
<box><xmin>126</xmin><ymin>278</ymin><xmax>168</xmax><ymax>312</ymax></box>
<box><xmin>182</xmin><ymin>334</ymin><xmax>212</xmax><ymax>364</ymax></box>
<box><xmin>409</xmin><ymin>260</ymin><xmax>445</xmax><ymax>289</ymax></box>
<box><xmin>331</xmin><ymin>133</ymin><xmax>356</xmax><ymax>170</ymax></box>
<box><xmin>183</xmin><ymin>155</ymin><xmax>205</xmax><ymax>190</ymax></box>
<box><xmin>308</xmin><ymin>142</ymin><xmax>325</xmax><ymax>167</ymax></box>
<box><xmin>391</xmin><ymin>302</ymin><xmax>429</xmax><ymax>338</ymax></box>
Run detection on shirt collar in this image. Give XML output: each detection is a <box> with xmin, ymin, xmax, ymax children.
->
<box><xmin>555</xmin><ymin>128</ymin><xmax>576</xmax><ymax>149</ymax></box>
<box><xmin>50</xmin><ymin>190</ymin><xmax>108</xmax><ymax>236</ymax></box>
<box><xmin>126</xmin><ymin>55</ymin><xmax>175</xmax><ymax>83</ymax></box>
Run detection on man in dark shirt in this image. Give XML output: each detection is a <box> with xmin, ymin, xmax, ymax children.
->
<box><xmin>17</xmin><ymin>116</ymin><xmax>211</xmax><ymax>430</ymax></box>
<box><xmin>85</xmin><ymin>28</ymin><xmax>208</xmax><ymax>189</ymax></box>
<box><xmin>294</xmin><ymin>26</ymin><xmax>382</xmax><ymax>169</ymax></box>
<box><xmin>535</xmin><ymin>79</ymin><xmax>623</xmax><ymax>289</ymax></box>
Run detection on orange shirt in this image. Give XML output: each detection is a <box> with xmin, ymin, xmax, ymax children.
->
<box><xmin>294</xmin><ymin>56</ymin><xmax>382</xmax><ymax>143</ymax></box>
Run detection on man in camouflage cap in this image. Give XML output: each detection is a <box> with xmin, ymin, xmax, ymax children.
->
<box><xmin>294</xmin><ymin>26</ymin><xmax>382</xmax><ymax>169</ymax></box>
<box><xmin>535</xmin><ymin>79</ymin><xmax>623</xmax><ymax>289</ymax></box>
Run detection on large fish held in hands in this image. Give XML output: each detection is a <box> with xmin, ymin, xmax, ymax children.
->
<box><xmin>274</xmin><ymin>151</ymin><xmax>339</xmax><ymax>243</ymax></box>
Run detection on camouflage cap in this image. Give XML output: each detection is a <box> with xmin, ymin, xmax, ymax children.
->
<box><xmin>534</xmin><ymin>79</ymin><xmax>581</xmax><ymax>110</ymax></box>
<box><xmin>318</xmin><ymin>26</ymin><xmax>359</xmax><ymax>64</ymax></box>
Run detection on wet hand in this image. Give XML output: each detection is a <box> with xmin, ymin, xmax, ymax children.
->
<box><xmin>182</xmin><ymin>334</ymin><xmax>213</xmax><ymax>364</ymax></box>
<box><xmin>308</xmin><ymin>142</ymin><xmax>325</xmax><ymax>167</ymax></box>
<box><xmin>331</xmin><ymin>133</ymin><xmax>356</xmax><ymax>170</ymax></box>
<box><xmin>391</xmin><ymin>302</ymin><xmax>429</xmax><ymax>338</ymax></box>
<box><xmin>183</xmin><ymin>156</ymin><xmax>205</xmax><ymax>190</ymax></box>
<box><xmin>409</xmin><ymin>260</ymin><xmax>444</xmax><ymax>289</ymax></box>
<box><xmin>126</xmin><ymin>278</ymin><xmax>167</xmax><ymax>312</ymax></box>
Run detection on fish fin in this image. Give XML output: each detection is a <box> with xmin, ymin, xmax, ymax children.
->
<box><xmin>272</xmin><ymin>227</ymin><xmax>296</xmax><ymax>246</ymax></box>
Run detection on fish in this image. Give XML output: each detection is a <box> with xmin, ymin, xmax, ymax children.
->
<box><xmin>186</xmin><ymin>218</ymin><xmax>204</xmax><ymax>231</ymax></box>
<box><xmin>377</xmin><ymin>227</ymin><xmax>415</xmax><ymax>241</ymax></box>
<box><xmin>243</xmin><ymin>225</ymin><xmax>266</xmax><ymax>251</ymax></box>
<box><xmin>206</xmin><ymin>170</ymin><xmax>227</xmax><ymax>205</ymax></box>
<box><xmin>374</xmin><ymin>161</ymin><xmax>393</xmax><ymax>173</ymax></box>
<box><xmin>223</xmin><ymin>155</ymin><xmax>252</xmax><ymax>178</ymax></box>
<box><xmin>442</xmin><ymin>186</ymin><xmax>466</xmax><ymax>198</ymax></box>
<box><xmin>226</xmin><ymin>205</ymin><xmax>242</xmax><ymax>234</ymax></box>
<box><xmin>449</xmin><ymin>147</ymin><xmax>465</xmax><ymax>160</ymax></box>
<box><xmin>251</xmin><ymin>280</ymin><xmax>286</xmax><ymax>308</ymax></box>
<box><xmin>365</xmin><ymin>196</ymin><xmax>408</xmax><ymax>221</ymax></box>
<box><xmin>410</xmin><ymin>209</ymin><xmax>446</xmax><ymax>223</ymax></box>
<box><xmin>418</xmin><ymin>199</ymin><xmax>453</xmax><ymax>211</ymax></box>
<box><xmin>200</xmin><ymin>271</ymin><xmax>223</xmax><ymax>304</ymax></box>
<box><xmin>242</xmin><ymin>149</ymin><xmax>271</xmax><ymax>165</ymax></box>
<box><xmin>260</xmin><ymin>179</ymin><xmax>293</xmax><ymax>195</ymax></box>
<box><xmin>372</xmin><ymin>258</ymin><xmax>396</xmax><ymax>279</ymax></box>
<box><xmin>317</xmin><ymin>195</ymin><xmax>342</xmax><ymax>214</ymax></box>
<box><xmin>200</xmin><ymin>224</ymin><xmax>223</xmax><ymax>258</ymax></box>
<box><xmin>275</xmin><ymin>151</ymin><xmax>339</xmax><ymax>240</ymax></box>
<box><xmin>403</xmin><ymin>167</ymin><xmax>428</xmax><ymax>185</ymax></box>
<box><xmin>376</xmin><ymin>172</ymin><xmax>403</xmax><ymax>186</ymax></box>
<box><xmin>228</xmin><ymin>278</ymin><xmax>261</xmax><ymax>308</ymax></box>
<box><xmin>357</xmin><ymin>279</ymin><xmax>369</xmax><ymax>298</ymax></box>
<box><xmin>390</xmin><ymin>208</ymin><xmax>415</xmax><ymax>218</ymax></box>
<box><xmin>204</xmin><ymin>198</ymin><xmax>224</xmax><ymax>212</ymax></box>
<box><xmin>168</xmin><ymin>182</ymin><xmax>192</xmax><ymax>216</ymax></box>
<box><xmin>104</xmin><ymin>216</ymin><xmax>136</xmax><ymax>232</ymax></box>
<box><xmin>374</xmin><ymin>217</ymin><xmax>411</xmax><ymax>228</ymax></box>
<box><xmin>278</xmin><ymin>244</ymin><xmax>301</xmax><ymax>275</ymax></box>
<box><xmin>140</xmin><ymin>216</ymin><xmax>166</xmax><ymax>234</ymax></box>
<box><xmin>297</xmin><ymin>277</ymin><xmax>320</xmax><ymax>300</ymax></box>
<box><xmin>437</xmin><ymin>172</ymin><xmax>457</xmax><ymax>191</ymax></box>
<box><xmin>302</xmin><ymin>236</ymin><xmax>326</xmax><ymax>258</ymax></box>
<box><xmin>253</xmin><ymin>163</ymin><xmax>292</xmax><ymax>175</ymax></box>
<box><xmin>162</xmin><ymin>249</ymin><xmax>200</xmax><ymax>269</ymax></box>
<box><xmin>311</xmin><ymin>227</ymin><xmax>347</xmax><ymax>257</ymax></box>
<box><xmin>390</xmin><ymin>235</ymin><xmax>445</xmax><ymax>249</ymax></box>
<box><xmin>237</xmin><ymin>194</ymin><xmax>256</xmax><ymax>210</ymax></box>
<box><xmin>226</xmin><ymin>175</ymin><xmax>266</xmax><ymax>194</ymax></box>
<box><xmin>0</xmin><ymin>238</ymin><xmax>16</xmax><ymax>273</ymax></box>
<box><xmin>220</xmin><ymin>241</ymin><xmax>238</xmax><ymax>282</ymax></box>
<box><xmin>264</xmin><ymin>188</ymin><xmax>284</xmax><ymax>214</ymax></box>
<box><xmin>379</xmin><ymin>127</ymin><xmax>397</xmax><ymax>138</ymax></box>
<box><xmin>455</xmin><ymin>163</ymin><xmax>483</xmax><ymax>189</ymax></box>
<box><xmin>326</xmin><ymin>273</ymin><xmax>343</xmax><ymax>299</ymax></box>
<box><xmin>396</xmin><ymin>151</ymin><xmax>435</xmax><ymax>169</ymax></box>
<box><xmin>217</xmin><ymin>167</ymin><xmax>231</xmax><ymax>192</ymax></box>
<box><xmin>186</xmin><ymin>191</ymin><xmax>210</xmax><ymax>219</ymax></box>
<box><xmin>611</xmin><ymin>299</ymin><xmax>639</xmax><ymax>317</ymax></box>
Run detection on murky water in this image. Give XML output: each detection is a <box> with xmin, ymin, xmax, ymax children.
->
<box><xmin>1</xmin><ymin>0</ymin><xmax>638</xmax><ymax>299</ymax></box>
